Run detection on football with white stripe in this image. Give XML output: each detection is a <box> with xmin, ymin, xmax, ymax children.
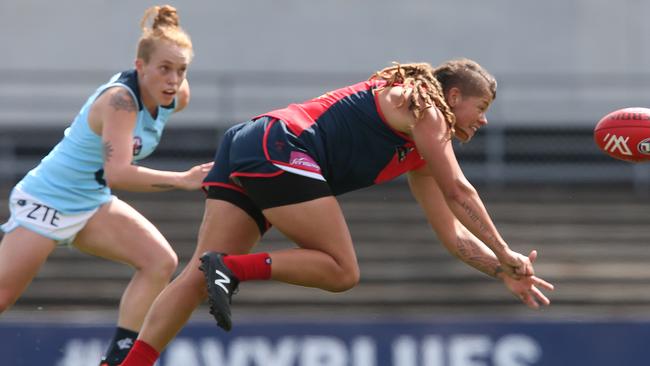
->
<box><xmin>594</xmin><ymin>107</ymin><xmax>650</xmax><ymax>162</ymax></box>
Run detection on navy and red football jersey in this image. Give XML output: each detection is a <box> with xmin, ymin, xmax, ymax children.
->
<box><xmin>257</xmin><ymin>80</ymin><xmax>425</xmax><ymax>195</ymax></box>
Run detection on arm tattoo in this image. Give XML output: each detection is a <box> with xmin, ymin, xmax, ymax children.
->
<box><xmin>151</xmin><ymin>183</ymin><xmax>175</xmax><ymax>189</ymax></box>
<box><xmin>103</xmin><ymin>141</ymin><xmax>114</xmax><ymax>162</ymax></box>
<box><xmin>109</xmin><ymin>89</ymin><xmax>137</xmax><ymax>112</ymax></box>
<box><xmin>460</xmin><ymin>200</ymin><xmax>487</xmax><ymax>232</ymax></box>
<box><xmin>455</xmin><ymin>236</ymin><xmax>502</xmax><ymax>278</ymax></box>
<box><xmin>460</xmin><ymin>200</ymin><xmax>499</xmax><ymax>248</ymax></box>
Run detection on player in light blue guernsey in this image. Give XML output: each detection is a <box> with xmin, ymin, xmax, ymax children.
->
<box><xmin>0</xmin><ymin>5</ymin><xmax>212</xmax><ymax>366</ymax></box>
<box><xmin>17</xmin><ymin>68</ymin><xmax>178</xmax><ymax>213</ymax></box>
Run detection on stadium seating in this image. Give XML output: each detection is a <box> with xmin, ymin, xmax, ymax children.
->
<box><xmin>2</xmin><ymin>127</ymin><xmax>650</xmax><ymax>320</ymax></box>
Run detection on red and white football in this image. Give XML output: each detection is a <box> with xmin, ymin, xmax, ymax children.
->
<box><xmin>594</xmin><ymin>107</ymin><xmax>650</xmax><ymax>162</ymax></box>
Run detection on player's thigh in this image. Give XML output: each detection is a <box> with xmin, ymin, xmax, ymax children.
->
<box><xmin>72</xmin><ymin>198</ymin><xmax>175</xmax><ymax>268</ymax></box>
<box><xmin>0</xmin><ymin>227</ymin><xmax>56</xmax><ymax>300</ymax></box>
<box><xmin>262</xmin><ymin>196</ymin><xmax>357</xmax><ymax>264</ymax></box>
<box><xmin>236</xmin><ymin>171</ymin><xmax>355</xmax><ymax>262</ymax></box>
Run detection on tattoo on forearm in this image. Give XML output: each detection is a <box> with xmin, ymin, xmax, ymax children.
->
<box><xmin>455</xmin><ymin>236</ymin><xmax>501</xmax><ymax>277</ymax></box>
<box><xmin>109</xmin><ymin>89</ymin><xmax>137</xmax><ymax>112</ymax></box>
<box><xmin>152</xmin><ymin>183</ymin><xmax>175</xmax><ymax>189</ymax></box>
<box><xmin>456</xmin><ymin>236</ymin><xmax>475</xmax><ymax>258</ymax></box>
<box><xmin>460</xmin><ymin>200</ymin><xmax>480</xmax><ymax>224</ymax></box>
<box><xmin>460</xmin><ymin>200</ymin><xmax>498</xmax><ymax>248</ymax></box>
<box><xmin>103</xmin><ymin>141</ymin><xmax>114</xmax><ymax>162</ymax></box>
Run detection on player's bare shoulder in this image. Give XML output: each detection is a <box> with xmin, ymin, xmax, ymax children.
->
<box><xmin>374</xmin><ymin>85</ymin><xmax>417</xmax><ymax>134</ymax></box>
<box><xmin>88</xmin><ymin>86</ymin><xmax>138</xmax><ymax>134</ymax></box>
<box><xmin>104</xmin><ymin>87</ymin><xmax>138</xmax><ymax>113</ymax></box>
<box><xmin>375</xmin><ymin>85</ymin><xmax>444</xmax><ymax>136</ymax></box>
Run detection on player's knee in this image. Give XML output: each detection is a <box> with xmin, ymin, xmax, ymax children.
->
<box><xmin>328</xmin><ymin>265</ymin><xmax>360</xmax><ymax>293</ymax></box>
<box><xmin>140</xmin><ymin>249</ymin><xmax>178</xmax><ymax>280</ymax></box>
<box><xmin>156</xmin><ymin>250</ymin><xmax>179</xmax><ymax>278</ymax></box>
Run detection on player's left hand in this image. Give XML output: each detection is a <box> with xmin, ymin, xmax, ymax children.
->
<box><xmin>182</xmin><ymin>161</ymin><xmax>214</xmax><ymax>190</ymax></box>
<box><xmin>496</xmin><ymin>248</ymin><xmax>536</xmax><ymax>280</ymax></box>
<box><xmin>501</xmin><ymin>270</ymin><xmax>554</xmax><ymax>309</ymax></box>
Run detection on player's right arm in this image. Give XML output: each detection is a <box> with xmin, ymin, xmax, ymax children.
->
<box><xmin>407</xmin><ymin>166</ymin><xmax>554</xmax><ymax>309</ymax></box>
<box><xmin>88</xmin><ymin>87</ymin><xmax>211</xmax><ymax>192</ymax></box>
<box><xmin>377</xmin><ymin>86</ymin><xmax>531</xmax><ymax>278</ymax></box>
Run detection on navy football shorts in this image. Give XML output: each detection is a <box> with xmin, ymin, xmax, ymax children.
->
<box><xmin>203</xmin><ymin>117</ymin><xmax>332</xmax><ymax>235</ymax></box>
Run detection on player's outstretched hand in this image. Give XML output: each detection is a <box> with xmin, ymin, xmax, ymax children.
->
<box><xmin>182</xmin><ymin>162</ymin><xmax>214</xmax><ymax>190</ymax></box>
<box><xmin>497</xmin><ymin>248</ymin><xmax>537</xmax><ymax>279</ymax></box>
<box><xmin>501</xmin><ymin>250</ymin><xmax>554</xmax><ymax>309</ymax></box>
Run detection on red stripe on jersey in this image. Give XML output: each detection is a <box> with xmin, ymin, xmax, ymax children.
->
<box><xmin>374</xmin><ymin>145</ymin><xmax>426</xmax><ymax>184</ymax></box>
<box><xmin>260</xmin><ymin>80</ymin><xmax>386</xmax><ymax>135</ymax></box>
<box><xmin>231</xmin><ymin>171</ymin><xmax>285</xmax><ymax>179</ymax></box>
<box><xmin>201</xmin><ymin>181</ymin><xmax>246</xmax><ymax>194</ymax></box>
<box><xmin>262</xmin><ymin>118</ymin><xmax>277</xmax><ymax>161</ymax></box>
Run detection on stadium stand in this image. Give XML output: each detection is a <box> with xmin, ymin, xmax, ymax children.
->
<box><xmin>3</xmin><ymin>66</ymin><xmax>650</xmax><ymax>321</ymax></box>
<box><xmin>2</xmin><ymin>127</ymin><xmax>650</xmax><ymax>320</ymax></box>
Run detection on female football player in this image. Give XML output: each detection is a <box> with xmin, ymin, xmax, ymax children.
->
<box><xmin>0</xmin><ymin>5</ymin><xmax>211</xmax><ymax>366</ymax></box>
<box><xmin>121</xmin><ymin>58</ymin><xmax>554</xmax><ymax>366</ymax></box>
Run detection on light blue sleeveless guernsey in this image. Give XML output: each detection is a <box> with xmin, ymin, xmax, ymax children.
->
<box><xmin>17</xmin><ymin>70</ymin><xmax>176</xmax><ymax>213</ymax></box>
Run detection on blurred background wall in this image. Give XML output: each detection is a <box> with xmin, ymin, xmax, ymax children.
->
<box><xmin>3</xmin><ymin>0</ymin><xmax>650</xmax><ymax>185</ymax></box>
<box><xmin>3</xmin><ymin>0</ymin><xmax>650</xmax><ymax>127</ymax></box>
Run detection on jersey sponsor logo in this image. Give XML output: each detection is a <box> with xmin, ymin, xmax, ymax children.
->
<box><xmin>133</xmin><ymin>136</ymin><xmax>143</xmax><ymax>156</ymax></box>
<box><xmin>26</xmin><ymin>202</ymin><xmax>61</xmax><ymax>227</ymax></box>
<box><xmin>214</xmin><ymin>270</ymin><xmax>231</xmax><ymax>294</ymax></box>
<box><xmin>602</xmin><ymin>133</ymin><xmax>632</xmax><ymax>156</ymax></box>
<box><xmin>638</xmin><ymin>138</ymin><xmax>650</xmax><ymax>155</ymax></box>
<box><xmin>289</xmin><ymin>151</ymin><xmax>321</xmax><ymax>171</ymax></box>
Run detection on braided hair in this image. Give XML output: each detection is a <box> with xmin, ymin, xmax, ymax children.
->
<box><xmin>370</xmin><ymin>59</ymin><xmax>496</xmax><ymax>139</ymax></box>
